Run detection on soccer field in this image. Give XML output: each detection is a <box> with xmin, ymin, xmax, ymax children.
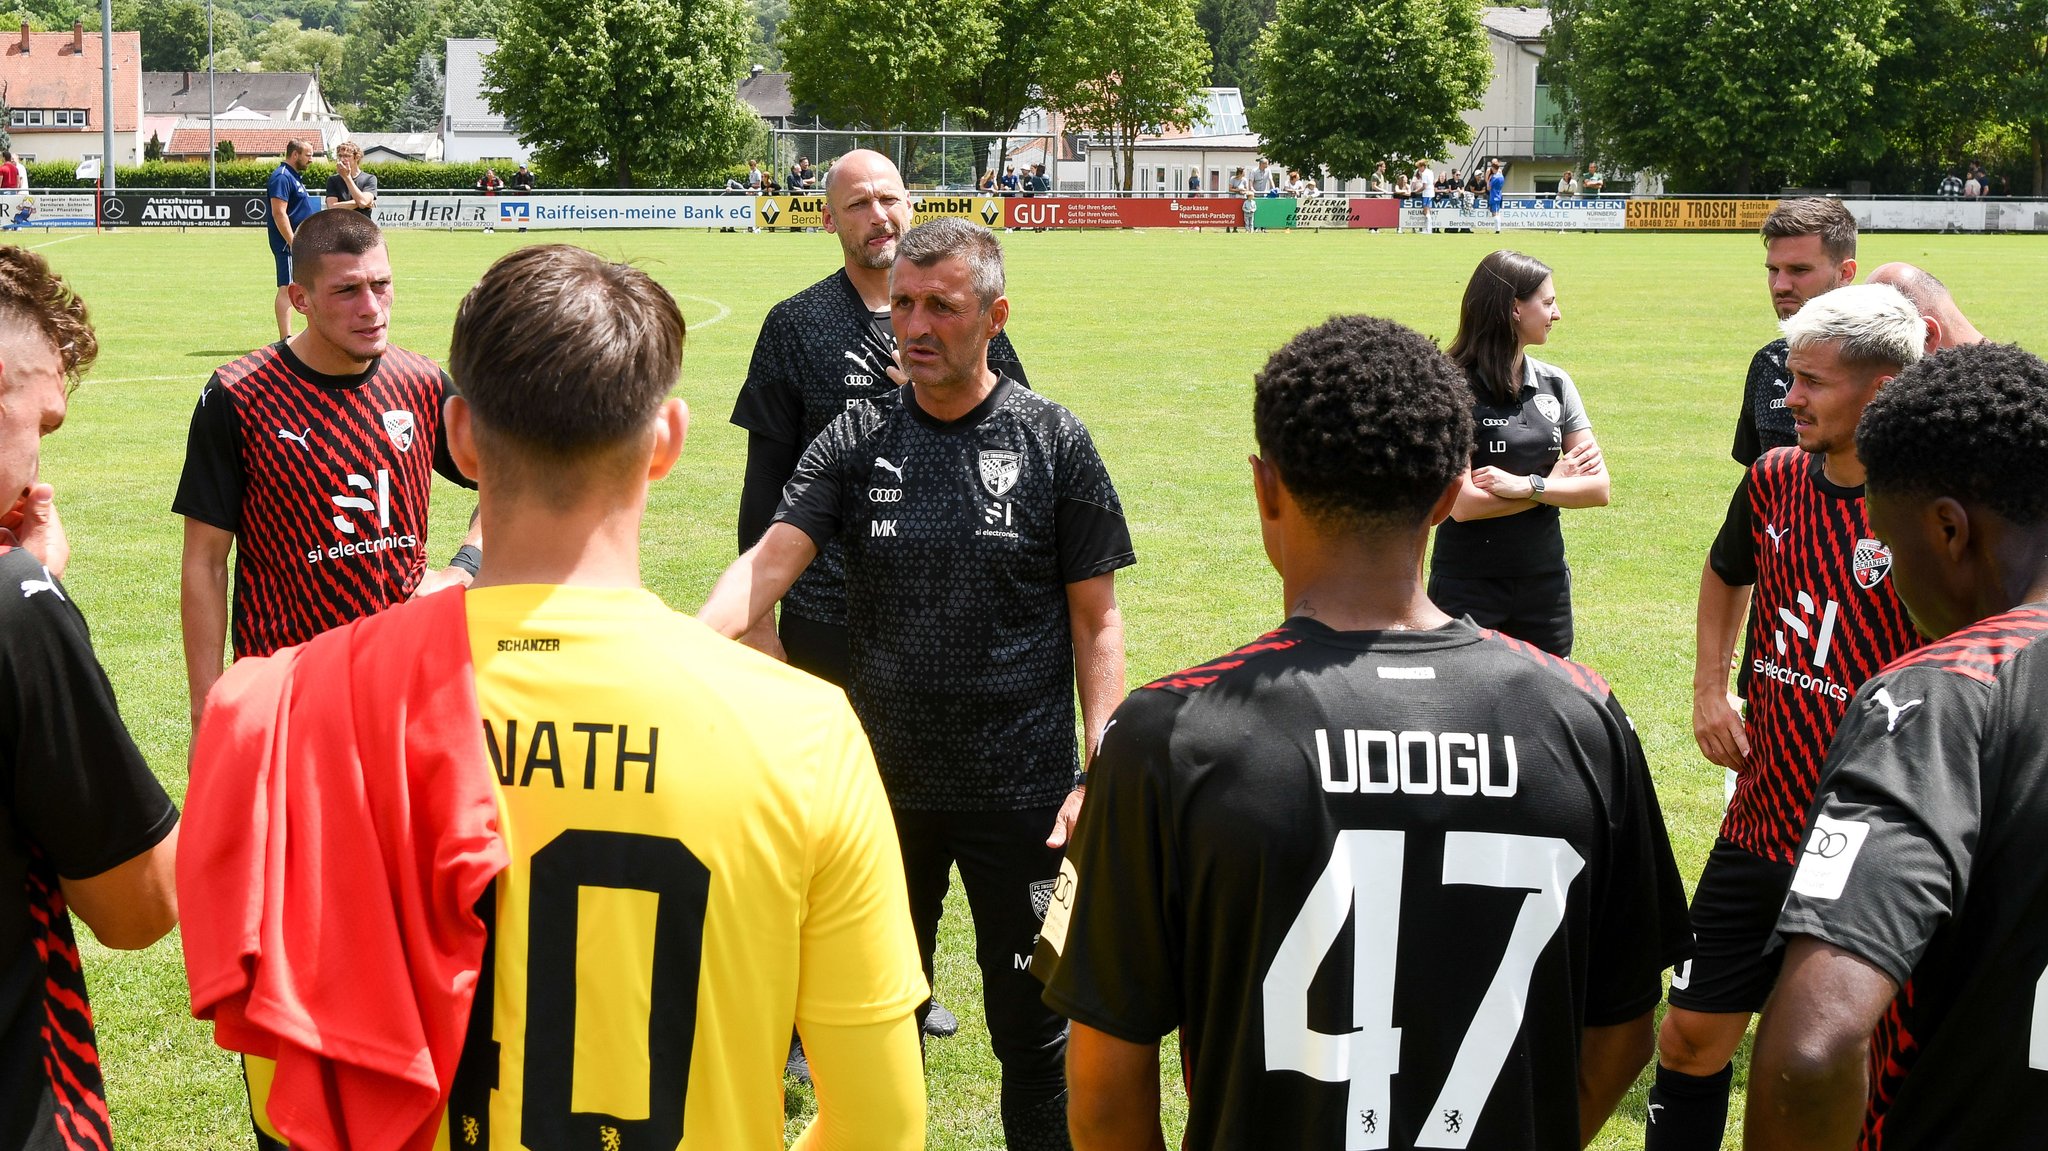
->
<box><xmin>29</xmin><ymin>223</ymin><xmax>2048</xmax><ymax>1149</ymax></box>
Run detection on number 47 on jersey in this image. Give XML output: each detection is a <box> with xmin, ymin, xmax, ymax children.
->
<box><xmin>1262</xmin><ymin>830</ymin><xmax>1584</xmax><ymax>1150</ymax></box>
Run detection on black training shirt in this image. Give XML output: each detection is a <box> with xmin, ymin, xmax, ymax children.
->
<box><xmin>1732</xmin><ymin>338</ymin><xmax>1797</xmax><ymax>466</ymax></box>
<box><xmin>1779</xmin><ymin>605</ymin><xmax>2048</xmax><ymax>1148</ymax></box>
<box><xmin>772</xmin><ymin>378</ymin><xmax>1133</xmax><ymax>811</ymax></box>
<box><xmin>731</xmin><ymin>268</ymin><xmax>1027</xmax><ymax>625</ymax></box>
<box><xmin>1037</xmin><ymin>618</ymin><xmax>1690</xmax><ymax>1149</ymax></box>
<box><xmin>0</xmin><ymin>547</ymin><xmax>178</xmax><ymax>1148</ymax></box>
<box><xmin>1432</xmin><ymin>356</ymin><xmax>1591</xmax><ymax>578</ymax></box>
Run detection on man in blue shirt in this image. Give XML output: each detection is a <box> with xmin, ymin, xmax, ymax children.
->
<box><xmin>1487</xmin><ymin>159</ymin><xmax>1506</xmax><ymax>234</ymax></box>
<box><xmin>265</xmin><ymin>140</ymin><xmax>316</xmax><ymax>340</ymax></box>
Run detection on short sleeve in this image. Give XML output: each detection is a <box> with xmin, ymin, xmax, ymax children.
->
<box><xmin>267</xmin><ymin>168</ymin><xmax>291</xmax><ymax>201</ymax></box>
<box><xmin>730</xmin><ymin>304</ymin><xmax>804</xmax><ymax>445</ymax></box>
<box><xmin>1775</xmin><ymin>667</ymin><xmax>1987</xmax><ymax>986</ymax></box>
<box><xmin>1054</xmin><ymin>418</ymin><xmax>1135</xmax><ymax>584</ymax></box>
<box><xmin>1036</xmin><ymin>688</ymin><xmax>1185</xmax><ymax>1041</ymax></box>
<box><xmin>431</xmin><ymin>371</ymin><xmax>476</xmax><ymax>489</ymax></box>
<box><xmin>0</xmin><ymin>553</ymin><xmax>178</xmax><ymax>880</ymax></box>
<box><xmin>1555</xmin><ymin>372</ymin><xmax>1592</xmax><ymax>435</ymax></box>
<box><xmin>1732</xmin><ymin>346</ymin><xmax>1774</xmax><ymax>465</ymax></box>
<box><xmin>1707</xmin><ymin>471</ymin><xmax>1758</xmax><ymax>587</ymax></box>
<box><xmin>323</xmin><ymin>175</ymin><xmax>346</xmax><ymax>201</ymax></box>
<box><xmin>356</xmin><ymin>173</ymin><xmax>377</xmax><ymax>199</ymax></box>
<box><xmin>1583</xmin><ymin>691</ymin><xmax>1694</xmax><ymax>1024</ymax></box>
<box><xmin>771</xmin><ymin>414</ymin><xmax>852</xmax><ymax>549</ymax></box>
<box><xmin>796</xmin><ymin>707</ymin><xmax>928</xmax><ymax>1025</ymax></box>
<box><xmin>172</xmin><ymin>377</ymin><xmax>244</xmax><ymax>532</ymax></box>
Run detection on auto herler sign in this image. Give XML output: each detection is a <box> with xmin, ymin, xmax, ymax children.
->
<box><xmin>100</xmin><ymin>191</ymin><xmax>271</xmax><ymax>227</ymax></box>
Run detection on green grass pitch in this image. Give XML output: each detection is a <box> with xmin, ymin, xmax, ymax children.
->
<box><xmin>25</xmin><ymin>223</ymin><xmax>2048</xmax><ymax>1149</ymax></box>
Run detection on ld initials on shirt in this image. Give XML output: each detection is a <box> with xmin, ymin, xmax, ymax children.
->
<box><xmin>330</xmin><ymin>469</ymin><xmax>392</xmax><ymax>535</ymax></box>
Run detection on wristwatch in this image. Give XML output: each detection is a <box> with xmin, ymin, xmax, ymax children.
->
<box><xmin>1529</xmin><ymin>473</ymin><xmax>1547</xmax><ymax>499</ymax></box>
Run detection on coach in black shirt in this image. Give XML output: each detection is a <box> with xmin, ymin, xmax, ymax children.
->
<box><xmin>730</xmin><ymin>148</ymin><xmax>1027</xmax><ymax>682</ymax></box>
<box><xmin>704</xmin><ymin>217</ymin><xmax>1132</xmax><ymax>1149</ymax></box>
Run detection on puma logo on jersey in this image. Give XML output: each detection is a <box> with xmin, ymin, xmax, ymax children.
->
<box><xmin>874</xmin><ymin>457</ymin><xmax>905</xmax><ymax>481</ymax></box>
<box><xmin>1764</xmin><ymin>523</ymin><xmax>1790</xmax><ymax>550</ymax></box>
<box><xmin>844</xmin><ymin>349</ymin><xmax>881</xmax><ymax>373</ymax></box>
<box><xmin>277</xmin><ymin>427</ymin><xmax>313</xmax><ymax>450</ymax></box>
<box><xmin>1872</xmin><ymin>687</ymin><xmax>1922</xmax><ymax>733</ymax></box>
<box><xmin>18</xmin><ymin>568</ymin><xmax>61</xmax><ymax>600</ymax></box>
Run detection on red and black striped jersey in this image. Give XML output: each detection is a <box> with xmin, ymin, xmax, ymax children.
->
<box><xmin>174</xmin><ymin>342</ymin><xmax>472</xmax><ymax>659</ymax></box>
<box><xmin>1777</xmin><ymin>606</ymin><xmax>2048</xmax><ymax>1148</ymax></box>
<box><xmin>1707</xmin><ymin>448</ymin><xmax>1921</xmax><ymax>864</ymax></box>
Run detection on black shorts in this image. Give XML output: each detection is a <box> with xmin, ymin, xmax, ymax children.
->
<box><xmin>1665</xmin><ymin>837</ymin><xmax>1797</xmax><ymax>1014</ymax></box>
<box><xmin>1428</xmin><ymin>568</ymin><xmax>1574</xmax><ymax>657</ymax></box>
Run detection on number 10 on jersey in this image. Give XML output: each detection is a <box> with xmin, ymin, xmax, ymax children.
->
<box><xmin>1261</xmin><ymin>830</ymin><xmax>1585</xmax><ymax>1149</ymax></box>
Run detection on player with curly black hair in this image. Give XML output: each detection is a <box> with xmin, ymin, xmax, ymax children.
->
<box><xmin>1751</xmin><ymin>342</ymin><xmax>2048</xmax><ymax>1150</ymax></box>
<box><xmin>1037</xmin><ymin>314</ymin><xmax>1691</xmax><ymax>1149</ymax></box>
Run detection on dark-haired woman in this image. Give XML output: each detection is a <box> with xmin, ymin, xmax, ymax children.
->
<box><xmin>1429</xmin><ymin>249</ymin><xmax>1610</xmax><ymax>656</ymax></box>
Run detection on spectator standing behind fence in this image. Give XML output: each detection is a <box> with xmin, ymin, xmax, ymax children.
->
<box><xmin>1370</xmin><ymin>160</ymin><xmax>1390</xmax><ymax>193</ymax></box>
<box><xmin>322</xmin><ymin>142</ymin><xmax>377</xmax><ymax>216</ymax></box>
<box><xmin>1000</xmin><ymin>165</ymin><xmax>1020</xmax><ymax>195</ymax></box>
<box><xmin>1561</xmin><ymin>168</ymin><xmax>1579</xmax><ymax>197</ymax></box>
<box><xmin>1251</xmin><ymin>158</ymin><xmax>1273</xmax><ymax>196</ymax></box>
<box><xmin>1187</xmin><ymin>170</ymin><xmax>1201</xmax><ymax>194</ymax></box>
<box><xmin>1414</xmin><ymin>158</ymin><xmax>1437</xmax><ymax>233</ymax></box>
<box><xmin>978</xmin><ymin>168</ymin><xmax>996</xmax><ymax>194</ymax></box>
<box><xmin>0</xmin><ymin>150</ymin><xmax>22</xmax><ymax>191</ymax></box>
<box><xmin>790</xmin><ymin>156</ymin><xmax>817</xmax><ymax>191</ymax></box>
<box><xmin>1584</xmin><ymin>163</ymin><xmax>1605</xmax><ymax>196</ymax></box>
<box><xmin>510</xmin><ymin>163</ymin><xmax>535</xmax><ymax>193</ymax></box>
<box><xmin>1432</xmin><ymin>250</ymin><xmax>1610</xmax><ymax>656</ymax></box>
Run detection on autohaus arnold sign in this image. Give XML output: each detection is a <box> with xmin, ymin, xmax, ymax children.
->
<box><xmin>99</xmin><ymin>191</ymin><xmax>271</xmax><ymax>227</ymax></box>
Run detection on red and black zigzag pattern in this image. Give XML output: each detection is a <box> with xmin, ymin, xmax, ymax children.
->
<box><xmin>1860</xmin><ymin>977</ymin><xmax>1921</xmax><ymax>1151</ymax></box>
<box><xmin>1144</xmin><ymin>628</ymin><xmax>1301</xmax><ymax>692</ymax></box>
<box><xmin>1725</xmin><ymin>449</ymin><xmax>1923</xmax><ymax>864</ymax></box>
<box><xmin>24</xmin><ymin>849</ymin><xmax>111</xmax><ymax>1151</ymax></box>
<box><xmin>221</xmin><ymin>346</ymin><xmax>448</xmax><ymax>658</ymax></box>
<box><xmin>1880</xmin><ymin>604</ymin><xmax>2048</xmax><ymax>685</ymax></box>
<box><xmin>1478</xmin><ymin>627</ymin><xmax>1613</xmax><ymax>699</ymax></box>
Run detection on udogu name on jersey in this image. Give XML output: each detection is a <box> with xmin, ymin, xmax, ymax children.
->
<box><xmin>1314</xmin><ymin>728</ymin><xmax>1519</xmax><ymax>797</ymax></box>
<box><xmin>483</xmin><ymin>718</ymin><xmax>660</xmax><ymax>792</ymax></box>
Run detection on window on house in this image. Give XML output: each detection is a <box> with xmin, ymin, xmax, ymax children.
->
<box><xmin>23</xmin><ymin>110</ymin><xmax>42</xmax><ymax>126</ymax></box>
<box><xmin>53</xmin><ymin>110</ymin><xmax>72</xmax><ymax>126</ymax></box>
<box><xmin>7</xmin><ymin>111</ymin><xmax>22</xmax><ymax>127</ymax></box>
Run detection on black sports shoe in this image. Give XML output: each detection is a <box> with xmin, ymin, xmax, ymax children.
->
<box><xmin>785</xmin><ymin>1035</ymin><xmax>810</xmax><ymax>1082</ymax></box>
<box><xmin>922</xmin><ymin>1002</ymin><xmax>960</xmax><ymax>1038</ymax></box>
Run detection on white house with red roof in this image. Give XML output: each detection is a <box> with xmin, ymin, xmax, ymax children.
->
<box><xmin>0</xmin><ymin>21</ymin><xmax>142</xmax><ymax>168</ymax></box>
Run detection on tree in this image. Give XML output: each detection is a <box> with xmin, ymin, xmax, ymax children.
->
<box><xmin>1037</xmin><ymin>0</ymin><xmax>1210</xmax><ymax>191</ymax></box>
<box><xmin>945</xmin><ymin>5</ymin><xmax>1056</xmax><ymax>164</ymax></box>
<box><xmin>781</xmin><ymin>0</ymin><xmax>990</xmax><ymax>135</ymax></box>
<box><xmin>336</xmin><ymin>0</ymin><xmax>434</xmax><ymax>127</ymax></box>
<box><xmin>485</xmin><ymin>0</ymin><xmax>758</xmax><ymax>187</ymax></box>
<box><xmin>746</xmin><ymin>0</ymin><xmax>785</xmax><ymax>68</ymax></box>
<box><xmin>250</xmin><ymin>17</ymin><xmax>345</xmax><ymax>74</ymax></box>
<box><xmin>1195</xmin><ymin>0</ymin><xmax>1272</xmax><ymax>100</ymax></box>
<box><xmin>1553</xmin><ymin>0</ymin><xmax>1891</xmax><ymax>192</ymax></box>
<box><xmin>395</xmin><ymin>46</ymin><xmax>442</xmax><ymax>131</ymax></box>
<box><xmin>1983</xmin><ymin>0</ymin><xmax>2048</xmax><ymax>193</ymax></box>
<box><xmin>1247</xmin><ymin>0</ymin><xmax>1487</xmax><ymax>182</ymax></box>
<box><xmin>132</xmin><ymin>0</ymin><xmax>210</xmax><ymax>71</ymax></box>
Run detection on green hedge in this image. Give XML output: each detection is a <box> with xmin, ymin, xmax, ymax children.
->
<box><xmin>24</xmin><ymin>159</ymin><xmax>564</xmax><ymax>192</ymax></box>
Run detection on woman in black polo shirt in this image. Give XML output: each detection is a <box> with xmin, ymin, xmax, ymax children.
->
<box><xmin>1429</xmin><ymin>249</ymin><xmax>1611</xmax><ymax>656</ymax></box>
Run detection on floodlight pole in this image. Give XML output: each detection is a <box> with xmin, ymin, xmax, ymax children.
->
<box><xmin>207</xmin><ymin>0</ymin><xmax>216</xmax><ymax>191</ymax></box>
<box><xmin>99</xmin><ymin>0</ymin><xmax>114</xmax><ymax>190</ymax></box>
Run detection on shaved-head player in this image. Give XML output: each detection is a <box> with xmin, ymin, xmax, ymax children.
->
<box><xmin>1866</xmin><ymin>261</ymin><xmax>1985</xmax><ymax>354</ymax></box>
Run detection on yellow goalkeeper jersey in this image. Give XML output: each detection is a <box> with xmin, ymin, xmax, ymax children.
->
<box><xmin>247</xmin><ymin>583</ymin><xmax>926</xmax><ymax>1150</ymax></box>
